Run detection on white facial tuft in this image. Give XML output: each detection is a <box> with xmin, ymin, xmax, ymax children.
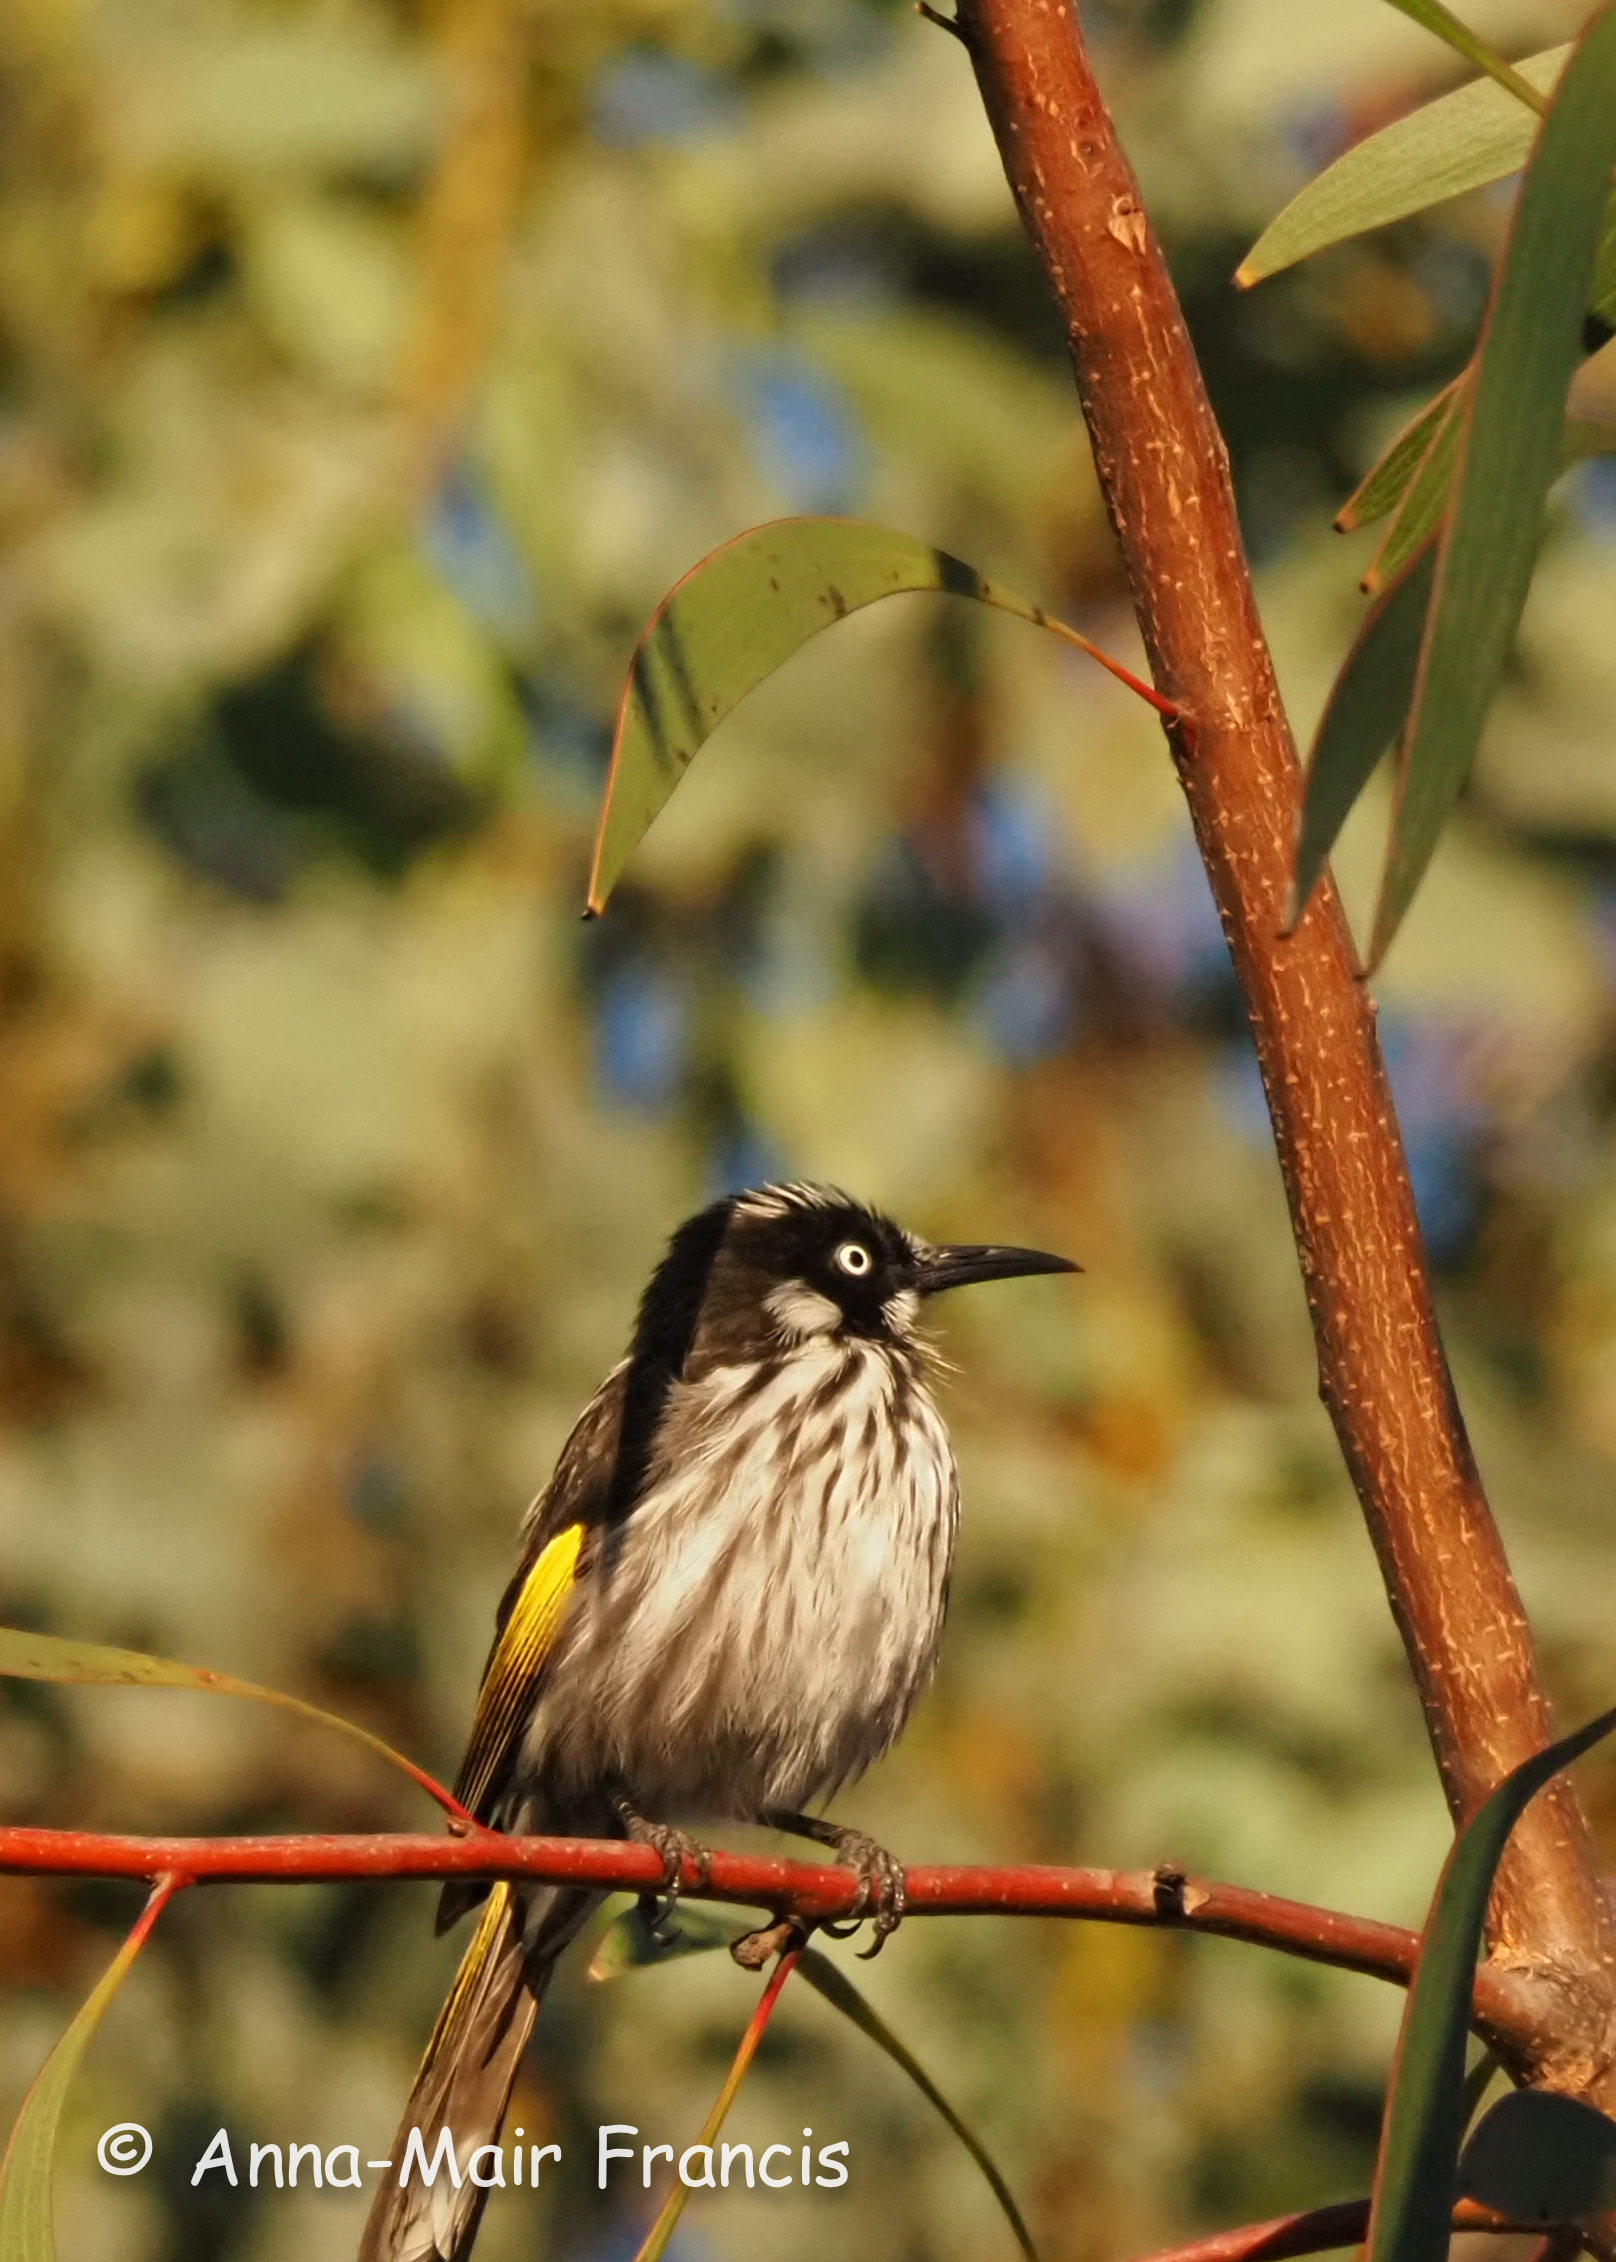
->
<box><xmin>765</xmin><ymin>1281</ymin><xmax>843</xmax><ymax>1342</ymax></box>
<box><xmin>881</xmin><ymin>1288</ymin><xmax>921</xmax><ymax>1338</ymax></box>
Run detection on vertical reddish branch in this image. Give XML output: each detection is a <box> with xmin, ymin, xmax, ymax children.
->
<box><xmin>954</xmin><ymin>0</ymin><xmax>1610</xmax><ymax>1997</ymax></box>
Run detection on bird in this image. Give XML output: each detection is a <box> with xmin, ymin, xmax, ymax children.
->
<box><xmin>360</xmin><ymin>1179</ymin><xmax>1075</xmax><ymax>2262</ymax></box>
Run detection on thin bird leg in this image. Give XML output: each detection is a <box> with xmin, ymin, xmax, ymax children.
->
<box><xmin>610</xmin><ymin>1791</ymin><xmax>712</xmax><ymax>1938</ymax></box>
<box><xmin>762</xmin><ymin>1809</ymin><xmax>907</xmax><ymax>1955</ymax></box>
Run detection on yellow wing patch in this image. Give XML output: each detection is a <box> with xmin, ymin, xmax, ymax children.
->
<box><xmin>454</xmin><ymin>1522</ymin><xmax>584</xmax><ymax>1817</ymax></box>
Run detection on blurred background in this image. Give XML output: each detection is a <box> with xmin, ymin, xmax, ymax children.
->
<box><xmin>2</xmin><ymin>0</ymin><xmax>1615</xmax><ymax>2256</ymax></box>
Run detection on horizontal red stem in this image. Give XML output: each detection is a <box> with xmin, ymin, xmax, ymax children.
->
<box><xmin>0</xmin><ymin>1821</ymin><xmax>1523</xmax><ymax>2016</ymax></box>
<box><xmin>1121</xmin><ymin>2197</ymin><xmax>1544</xmax><ymax>2262</ymax></box>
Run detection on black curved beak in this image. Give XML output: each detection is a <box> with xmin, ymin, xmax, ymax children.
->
<box><xmin>915</xmin><ymin>1243</ymin><xmax>1080</xmax><ymax>1297</ymax></box>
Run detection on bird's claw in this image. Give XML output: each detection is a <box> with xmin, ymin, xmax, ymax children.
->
<box><xmin>615</xmin><ymin>1800</ymin><xmax>711</xmax><ymax>1939</ymax></box>
<box><xmin>821</xmin><ymin>1828</ymin><xmax>906</xmax><ymax>1956</ymax></box>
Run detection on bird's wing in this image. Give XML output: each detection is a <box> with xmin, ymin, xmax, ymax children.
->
<box><xmin>450</xmin><ymin>1361</ymin><xmax>628</xmax><ymax>1820</ymax></box>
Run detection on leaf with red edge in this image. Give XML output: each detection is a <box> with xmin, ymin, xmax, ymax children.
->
<box><xmin>0</xmin><ymin>1877</ymin><xmax>178</xmax><ymax>2262</ymax></box>
<box><xmin>586</xmin><ymin>517</ymin><xmax>1171</xmax><ymax>915</ymax></box>
<box><xmin>0</xmin><ymin>1624</ymin><xmax>470</xmax><ymax>1824</ymax></box>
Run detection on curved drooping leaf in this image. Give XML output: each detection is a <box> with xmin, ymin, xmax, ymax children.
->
<box><xmin>1337</xmin><ymin>382</ymin><xmax>1459</xmax><ymax>534</ymax></box>
<box><xmin>0</xmin><ymin>1878</ymin><xmax>177</xmax><ymax>2262</ymax></box>
<box><xmin>1291</xmin><ymin>544</ymin><xmax>1437</xmax><ymax>928</ymax></box>
<box><xmin>1366</xmin><ymin>1702</ymin><xmax>1616</xmax><ymax>2262</ymax></box>
<box><xmin>794</xmin><ymin>1945</ymin><xmax>1038</xmax><ymax>2261</ymax></box>
<box><xmin>587</xmin><ymin>1898</ymin><xmax>747</xmax><ymax>1978</ymax></box>
<box><xmin>1371</xmin><ymin>5</ymin><xmax>1616</xmax><ymax>965</ymax></box>
<box><xmin>590</xmin><ymin>1905</ymin><xmax>1039</xmax><ymax>2260</ymax></box>
<box><xmin>1238</xmin><ymin>46</ymin><xmax>1566</xmax><ymax>288</ymax></box>
<box><xmin>0</xmin><ymin>1624</ymin><xmax>468</xmax><ymax>1822</ymax></box>
<box><xmin>586</xmin><ymin>517</ymin><xmax>1168</xmax><ymax>914</ymax></box>
<box><xmin>1459</xmin><ymin>2090</ymin><xmax>1616</xmax><ymax>2223</ymax></box>
<box><xmin>1376</xmin><ymin>1</ymin><xmax>1550</xmax><ymax>112</ymax></box>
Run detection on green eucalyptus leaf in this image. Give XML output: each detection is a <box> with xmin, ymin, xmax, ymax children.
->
<box><xmin>1338</xmin><ymin>383</ymin><xmax>1460</xmax><ymax>533</ymax></box>
<box><xmin>1459</xmin><ymin>2091</ymin><xmax>1616</xmax><ymax>2223</ymax></box>
<box><xmin>586</xmin><ymin>1901</ymin><xmax>750</xmax><ymax>1980</ymax></box>
<box><xmin>1376</xmin><ymin>0</ymin><xmax>1550</xmax><ymax>112</ymax></box>
<box><xmin>795</xmin><ymin>1947</ymin><xmax>1039</xmax><ymax>2262</ymax></box>
<box><xmin>0</xmin><ymin>1624</ymin><xmax>462</xmax><ymax>1819</ymax></box>
<box><xmin>1292</xmin><ymin>544</ymin><xmax>1436</xmax><ymax>927</ymax></box>
<box><xmin>1372</xmin><ymin>6</ymin><xmax>1616</xmax><ymax>964</ymax></box>
<box><xmin>0</xmin><ymin>1883</ymin><xmax>174</xmax><ymax>2262</ymax></box>
<box><xmin>1238</xmin><ymin>46</ymin><xmax>1566</xmax><ymax>288</ymax></box>
<box><xmin>1365</xmin><ymin>392</ymin><xmax>1464</xmax><ymax>592</ymax></box>
<box><xmin>586</xmin><ymin>516</ymin><xmax>1153</xmax><ymax>915</ymax></box>
<box><xmin>1367</xmin><ymin>1703</ymin><xmax>1616</xmax><ymax>2262</ymax></box>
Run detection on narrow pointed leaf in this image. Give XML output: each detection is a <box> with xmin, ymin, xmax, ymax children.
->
<box><xmin>795</xmin><ymin>1946</ymin><xmax>1039</xmax><ymax>2262</ymax></box>
<box><xmin>1292</xmin><ymin>543</ymin><xmax>1436</xmax><ymax>926</ymax></box>
<box><xmin>0</xmin><ymin>1877</ymin><xmax>177</xmax><ymax>2262</ymax></box>
<box><xmin>1376</xmin><ymin>1</ymin><xmax>1548</xmax><ymax>113</ymax></box>
<box><xmin>1372</xmin><ymin>4</ymin><xmax>1616</xmax><ymax>967</ymax></box>
<box><xmin>631</xmin><ymin>1948</ymin><xmax>801</xmax><ymax>2262</ymax></box>
<box><xmin>1238</xmin><ymin>47</ymin><xmax>1567</xmax><ymax>287</ymax></box>
<box><xmin>587</xmin><ymin>517</ymin><xmax>1168</xmax><ymax>913</ymax></box>
<box><xmin>1337</xmin><ymin>382</ymin><xmax>1460</xmax><ymax>533</ymax></box>
<box><xmin>1367</xmin><ymin>1703</ymin><xmax>1616</xmax><ymax>2262</ymax></box>
<box><xmin>1459</xmin><ymin>2090</ymin><xmax>1616</xmax><ymax>2223</ymax></box>
<box><xmin>588</xmin><ymin>1907</ymin><xmax>1038</xmax><ymax>2261</ymax></box>
<box><xmin>0</xmin><ymin>1625</ymin><xmax>469</xmax><ymax>1823</ymax></box>
<box><xmin>1364</xmin><ymin>390</ymin><xmax>1464</xmax><ymax>591</ymax></box>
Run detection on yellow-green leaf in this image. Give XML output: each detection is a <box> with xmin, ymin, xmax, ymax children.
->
<box><xmin>1238</xmin><ymin>46</ymin><xmax>1567</xmax><ymax>288</ymax></box>
<box><xmin>587</xmin><ymin>516</ymin><xmax>1166</xmax><ymax>914</ymax></box>
<box><xmin>1338</xmin><ymin>382</ymin><xmax>1460</xmax><ymax>534</ymax></box>
<box><xmin>1372</xmin><ymin>3</ymin><xmax>1616</xmax><ymax>964</ymax></box>
<box><xmin>1376</xmin><ymin>1</ymin><xmax>1548</xmax><ymax>114</ymax></box>
<box><xmin>0</xmin><ymin>1878</ymin><xmax>177</xmax><ymax>2262</ymax></box>
<box><xmin>0</xmin><ymin>1624</ymin><xmax>467</xmax><ymax>1822</ymax></box>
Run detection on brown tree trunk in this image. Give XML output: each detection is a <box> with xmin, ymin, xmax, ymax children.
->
<box><xmin>953</xmin><ymin>0</ymin><xmax>1614</xmax><ymax>2066</ymax></box>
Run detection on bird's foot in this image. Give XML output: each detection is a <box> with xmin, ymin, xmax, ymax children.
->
<box><xmin>821</xmin><ymin>1827</ymin><xmax>906</xmax><ymax>1957</ymax></box>
<box><xmin>612</xmin><ymin>1795</ymin><xmax>711</xmax><ymax>1940</ymax></box>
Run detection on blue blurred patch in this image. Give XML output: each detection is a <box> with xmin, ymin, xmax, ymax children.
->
<box><xmin>593</xmin><ymin>961</ymin><xmax>691</xmax><ymax>1112</ymax></box>
<box><xmin>971</xmin><ymin>939</ymin><xmax>1073</xmax><ymax>1065</ymax></box>
<box><xmin>520</xmin><ymin>675</ymin><xmax>612</xmax><ymax>810</ymax></box>
<box><xmin>592</xmin><ymin>49</ymin><xmax>740</xmax><ymax>146</ymax></box>
<box><xmin>729</xmin><ymin>348</ymin><xmax>865</xmax><ymax>514</ymax></box>
<box><xmin>1569</xmin><ymin>454</ymin><xmax>1616</xmax><ymax>540</ymax></box>
<box><xmin>706</xmin><ymin>1121</ymin><xmax>789</xmax><ymax>1198</ymax></box>
<box><xmin>970</xmin><ymin>774</ymin><xmax>1051</xmax><ymax>926</ymax></box>
<box><xmin>421</xmin><ymin>461</ymin><xmax>536</xmax><ymax>643</ymax></box>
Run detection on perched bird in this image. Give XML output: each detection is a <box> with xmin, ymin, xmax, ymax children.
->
<box><xmin>361</xmin><ymin>1180</ymin><xmax>1074</xmax><ymax>2262</ymax></box>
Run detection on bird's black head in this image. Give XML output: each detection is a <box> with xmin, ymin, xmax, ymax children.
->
<box><xmin>632</xmin><ymin>1181</ymin><xmax>1076</xmax><ymax>1376</ymax></box>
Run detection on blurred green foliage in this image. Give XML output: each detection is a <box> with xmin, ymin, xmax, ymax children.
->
<box><xmin>1</xmin><ymin>1</ymin><xmax>1615</xmax><ymax>2259</ymax></box>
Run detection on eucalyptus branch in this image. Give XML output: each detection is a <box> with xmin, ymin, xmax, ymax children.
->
<box><xmin>953</xmin><ymin>0</ymin><xmax>1614</xmax><ymax>2012</ymax></box>
<box><xmin>0</xmin><ymin>1822</ymin><xmax>1533</xmax><ymax>2026</ymax></box>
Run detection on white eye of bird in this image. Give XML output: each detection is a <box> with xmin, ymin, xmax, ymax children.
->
<box><xmin>834</xmin><ymin>1241</ymin><xmax>873</xmax><ymax>1278</ymax></box>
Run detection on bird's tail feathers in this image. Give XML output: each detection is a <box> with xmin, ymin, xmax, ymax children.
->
<box><xmin>358</xmin><ymin>1881</ymin><xmax>594</xmax><ymax>2262</ymax></box>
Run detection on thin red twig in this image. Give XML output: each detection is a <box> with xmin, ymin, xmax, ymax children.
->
<box><xmin>1118</xmin><ymin>2198</ymin><xmax>1551</xmax><ymax>2262</ymax></box>
<box><xmin>0</xmin><ymin>1822</ymin><xmax>1532</xmax><ymax>2028</ymax></box>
